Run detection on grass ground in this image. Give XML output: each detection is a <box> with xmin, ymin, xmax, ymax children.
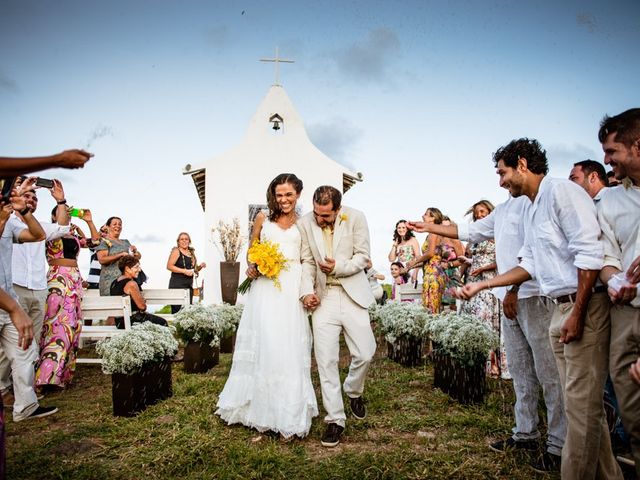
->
<box><xmin>7</xmin><ymin>344</ymin><xmax>558</xmax><ymax>480</ymax></box>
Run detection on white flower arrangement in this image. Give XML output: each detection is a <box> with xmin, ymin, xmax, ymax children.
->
<box><xmin>368</xmin><ymin>303</ymin><xmax>382</xmax><ymax>324</ymax></box>
<box><xmin>376</xmin><ymin>302</ymin><xmax>431</xmax><ymax>344</ymax></box>
<box><xmin>425</xmin><ymin>312</ymin><xmax>499</xmax><ymax>366</ymax></box>
<box><xmin>174</xmin><ymin>303</ymin><xmax>244</xmax><ymax>347</ymax></box>
<box><xmin>210</xmin><ymin>303</ymin><xmax>243</xmax><ymax>338</ymax></box>
<box><xmin>96</xmin><ymin>322</ymin><xmax>178</xmax><ymax>375</ymax></box>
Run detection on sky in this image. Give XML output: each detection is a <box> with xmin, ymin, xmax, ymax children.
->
<box><xmin>1</xmin><ymin>0</ymin><xmax>638</xmax><ymax>293</ymax></box>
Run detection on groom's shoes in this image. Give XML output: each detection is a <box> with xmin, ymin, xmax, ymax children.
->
<box><xmin>320</xmin><ymin>423</ymin><xmax>344</xmax><ymax>448</ymax></box>
<box><xmin>350</xmin><ymin>396</ymin><xmax>366</xmax><ymax>420</ymax></box>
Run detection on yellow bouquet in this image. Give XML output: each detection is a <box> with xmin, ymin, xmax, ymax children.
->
<box><xmin>237</xmin><ymin>240</ymin><xmax>289</xmax><ymax>293</ymax></box>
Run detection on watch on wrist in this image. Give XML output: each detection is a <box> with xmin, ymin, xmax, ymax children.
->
<box><xmin>19</xmin><ymin>207</ymin><xmax>31</xmax><ymax>216</ymax></box>
<box><xmin>508</xmin><ymin>285</ymin><xmax>520</xmax><ymax>294</ymax></box>
<box><xmin>56</xmin><ymin>199</ymin><xmax>67</xmax><ymax>205</ymax></box>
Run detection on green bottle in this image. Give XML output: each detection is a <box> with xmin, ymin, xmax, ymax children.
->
<box><xmin>69</xmin><ymin>207</ymin><xmax>85</xmax><ymax>219</ymax></box>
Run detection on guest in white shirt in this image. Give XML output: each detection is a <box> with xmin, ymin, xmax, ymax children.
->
<box><xmin>409</xmin><ymin>195</ymin><xmax>566</xmax><ymax>472</ymax></box>
<box><xmin>597</xmin><ymin>108</ymin><xmax>640</xmax><ymax>477</ymax></box>
<box><xmin>459</xmin><ymin>138</ymin><xmax>622</xmax><ymax>480</ymax></box>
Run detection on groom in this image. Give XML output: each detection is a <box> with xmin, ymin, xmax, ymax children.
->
<box><xmin>298</xmin><ymin>185</ymin><xmax>377</xmax><ymax>447</ymax></box>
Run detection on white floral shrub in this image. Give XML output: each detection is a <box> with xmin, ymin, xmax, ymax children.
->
<box><xmin>425</xmin><ymin>312</ymin><xmax>499</xmax><ymax>366</ymax></box>
<box><xmin>96</xmin><ymin>322</ymin><xmax>178</xmax><ymax>375</ymax></box>
<box><xmin>174</xmin><ymin>303</ymin><xmax>244</xmax><ymax>348</ymax></box>
<box><xmin>376</xmin><ymin>302</ymin><xmax>431</xmax><ymax>344</ymax></box>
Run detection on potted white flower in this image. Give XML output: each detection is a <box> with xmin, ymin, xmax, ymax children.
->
<box><xmin>175</xmin><ymin>303</ymin><xmax>238</xmax><ymax>373</ymax></box>
<box><xmin>213</xmin><ymin>303</ymin><xmax>243</xmax><ymax>353</ymax></box>
<box><xmin>425</xmin><ymin>312</ymin><xmax>499</xmax><ymax>404</ymax></box>
<box><xmin>96</xmin><ymin>322</ymin><xmax>178</xmax><ymax>417</ymax></box>
<box><xmin>376</xmin><ymin>302</ymin><xmax>430</xmax><ymax>367</ymax></box>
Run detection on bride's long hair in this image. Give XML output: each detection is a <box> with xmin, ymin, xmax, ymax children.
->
<box><xmin>266</xmin><ymin>173</ymin><xmax>303</xmax><ymax>222</ymax></box>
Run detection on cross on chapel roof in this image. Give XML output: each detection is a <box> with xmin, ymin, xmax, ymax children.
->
<box><xmin>260</xmin><ymin>47</ymin><xmax>294</xmax><ymax>86</ymax></box>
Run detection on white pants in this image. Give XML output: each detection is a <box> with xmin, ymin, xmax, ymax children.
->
<box><xmin>0</xmin><ymin>311</ymin><xmax>38</xmax><ymax>420</ymax></box>
<box><xmin>0</xmin><ymin>285</ymin><xmax>47</xmax><ymax>393</ymax></box>
<box><xmin>312</xmin><ymin>286</ymin><xmax>376</xmax><ymax>427</ymax></box>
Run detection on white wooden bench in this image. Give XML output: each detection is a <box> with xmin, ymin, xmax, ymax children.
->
<box><xmin>395</xmin><ymin>283</ymin><xmax>423</xmax><ymax>302</ymax></box>
<box><xmin>141</xmin><ymin>288</ymin><xmax>191</xmax><ymax>323</ymax></box>
<box><xmin>78</xmin><ymin>295</ymin><xmax>133</xmax><ymax>364</ymax></box>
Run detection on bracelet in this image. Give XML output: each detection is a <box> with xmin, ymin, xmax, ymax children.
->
<box><xmin>56</xmin><ymin>199</ymin><xmax>67</xmax><ymax>205</ymax></box>
<box><xmin>486</xmin><ymin>280</ymin><xmax>492</xmax><ymax>289</ymax></box>
<box><xmin>19</xmin><ymin>207</ymin><xmax>30</xmax><ymax>216</ymax></box>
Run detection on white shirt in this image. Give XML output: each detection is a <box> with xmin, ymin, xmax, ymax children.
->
<box><xmin>458</xmin><ymin>195</ymin><xmax>539</xmax><ymax>301</ymax></box>
<box><xmin>597</xmin><ymin>183</ymin><xmax>640</xmax><ymax>307</ymax></box>
<box><xmin>11</xmin><ymin>215</ymin><xmax>70</xmax><ymax>290</ymax></box>
<box><xmin>0</xmin><ymin>217</ymin><xmax>26</xmax><ymax>299</ymax></box>
<box><xmin>518</xmin><ymin>176</ymin><xmax>604</xmax><ymax>298</ymax></box>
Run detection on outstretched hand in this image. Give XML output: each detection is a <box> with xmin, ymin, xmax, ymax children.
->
<box><xmin>57</xmin><ymin>149</ymin><xmax>93</xmax><ymax>169</ymax></box>
<box><xmin>406</xmin><ymin>221</ymin><xmax>429</xmax><ymax>233</ymax></box>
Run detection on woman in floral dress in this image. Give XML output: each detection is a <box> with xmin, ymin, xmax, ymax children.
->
<box><xmin>407</xmin><ymin>208</ymin><xmax>448</xmax><ymax>314</ymax></box>
<box><xmin>388</xmin><ymin>220</ymin><xmax>421</xmax><ymax>283</ymax></box>
<box><xmin>459</xmin><ymin>200</ymin><xmax>507</xmax><ymax>378</ymax></box>
<box><xmin>35</xmin><ymin>208</ymin><xmax>100</xmax><ymax>391</ymax></box>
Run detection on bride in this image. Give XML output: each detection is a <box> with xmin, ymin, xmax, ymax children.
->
<box><xmin>216</xmin><ymin>173</ymin><xmax>318</xmax><ymax>439</ymax></box>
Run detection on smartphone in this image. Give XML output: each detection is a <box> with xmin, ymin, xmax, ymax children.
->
<box><xmin>0</xmin><ymin>177</ymin><xmax>16</xmax><ymax>204</ymax></box>
<box><xmin>35</xmin><ymin>177</ymin><xmax>54</xmax><ymax>189</ymax></box>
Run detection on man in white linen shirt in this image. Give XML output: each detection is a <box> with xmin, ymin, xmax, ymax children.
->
<box><xmin>597</xmin><ymin>108</ymin><xmax>640</xmax><ymax>477</ymax></box>
<box><xmin>0</xmin><ymin>179</ymin><xmax>70</xmax><ymax>407</ymax></box>
<box><xmin>459</xmin><ymin>138</ymin><xmax>622</xmax><ymax>480</ymax></box>
<box><xmin>409</xmin><ymin>193</ymin><xmax>566</xmax><ymax>472</ymax></box>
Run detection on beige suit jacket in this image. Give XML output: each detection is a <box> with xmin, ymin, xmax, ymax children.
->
<box><xmin>298</xmin><ymin>206</ymin><xmax>375</xmax><ymax>309</ymax></box>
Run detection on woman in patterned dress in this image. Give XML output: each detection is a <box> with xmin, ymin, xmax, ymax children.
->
<box><xmin>459</xmin><ymin>200</ymin><xmax>507</xmax><ymax>378</ymax></box>
<box><xmin>35</xmin><ymin>208</ymin><xmax>100</xmax><ymax>391</ymax></box>
<box><xmin>406</xmin><ymin>208</ymin><xmax>448</xmax><ymax>313</ymax></box>
<box><xmin>388</xmin><ymin>220</ymin><xmax>421</xmax><ymax>283</ymax></box>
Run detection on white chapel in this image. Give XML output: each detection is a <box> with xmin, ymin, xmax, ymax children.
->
<box><xmin>184</xmin><ymin>56</ymin><xmax>363</xmax><ymax>303</ymax></box>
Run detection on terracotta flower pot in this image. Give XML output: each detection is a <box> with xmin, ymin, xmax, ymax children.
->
<box><xmin>183</xmin><ymin>341</ymin><xmax>220</xmax><ymax>373</ymax></box>
<box><xmin>220</xmin><ymin>261</ymin><xmax>240</xmax><ymax>305</ymax></box>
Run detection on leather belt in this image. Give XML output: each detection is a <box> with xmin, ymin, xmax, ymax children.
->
<box><xmin>555</xmin><ymin>293</ymin><xmax>577</xmax><ymax>304</ymax></box>
<box><xmin>555</xmin><ymin>286</ymin><xmax>608</xmax><ymax>304</ymax></box>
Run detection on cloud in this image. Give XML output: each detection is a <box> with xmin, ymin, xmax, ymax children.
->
<box><xmin>307</xmin><ymin>117</ymin><xmax>362</xmax><ymax>170</ymax></box>
<box><xmin>131</xmin><ymin>233</ymin><xmax>164</xmax><ymax>243</ymax></box>
<box><xmin>331</xmin><ymin>28</ymin><xmax>401</xmax><ymax>84</ymax></box>
<box><xmin>0</xmin><ymin>69</ymin><xmax>18</xmax><ymax>92</ymax></box>
<box><xmin>576</xmin><ymin>13</ymin><xmax>597</xmax><ymax>33</ymax></box>
<box><xmin>547</xmin><ymin>142</ymin><xmax>599</xmax><ymax>167</ymax></box>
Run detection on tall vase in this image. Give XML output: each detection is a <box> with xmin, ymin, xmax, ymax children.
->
<box><xmin>183</xmin><ymin>341</ymin><xmax>220</xmax><ymax>373</ymax></box>
<box><xmin>220</xmin><ymin>261</ymin><xmax>240</xmax><ymax>305</ymax></box>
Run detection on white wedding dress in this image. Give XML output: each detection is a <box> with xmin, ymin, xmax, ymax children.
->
<box><xmin>216</xmin><ymin>220</ymin><xmax>318</xmax><ymax>438</ymax></box>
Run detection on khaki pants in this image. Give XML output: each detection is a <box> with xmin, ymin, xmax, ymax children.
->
<box><xmin>312</xmin><ymin>286</ymin><xmax>376</xmax><ymax>427</ymax></box>
<box><xmin>549</xmin><ymin>292</ymin><xmax>622</xmax><ymax>480</ymax></box>
<box><xmin>609</xmin><ymin>304</ymin><xmax>640</xmax><ymax>478</ymax></box>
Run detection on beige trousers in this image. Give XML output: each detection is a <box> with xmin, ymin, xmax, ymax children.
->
<box><xmin>549</xmin><ymin>292</ymin><xmax>622</xmax><ymax>480</ymax></box>
<box><xmin>312</xmin><ymin>286</ymin><xmax>376</xmax><ymax>427</ymax></box>
<box><xmin>609</xmin><ymin>304</ymin><xmax>640</xmax><ymax>478</ymax></box>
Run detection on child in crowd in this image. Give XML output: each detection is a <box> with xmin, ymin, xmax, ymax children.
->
<box><xmin>390</xmin><ymin>261</ymin><xmax>409</xmax><ymax>300</ymax></box>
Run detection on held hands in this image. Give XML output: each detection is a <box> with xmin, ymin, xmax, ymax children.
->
<box><xmin>319</xmin><ymin>257</ymin><xmax>336</xmax><ymax>275</ymax></box>
<box><xmin>302</xmin><ymin>294</ymin><xmax>320</xmax><ymax>311</ymax></box>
